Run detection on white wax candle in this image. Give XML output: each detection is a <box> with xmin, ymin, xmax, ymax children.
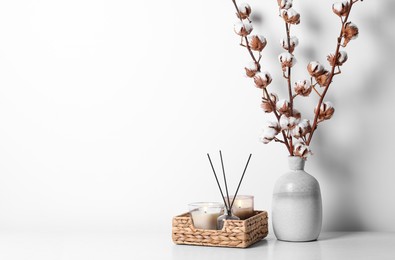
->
<box><xmin>233</xmin><ymin>204</ymin><xmax>254</xmax><ymax>220</ymax></box>
<box><xmin>190</xmin><ymin>208</ymin><xmax>220</xmax><ymax>230</ymax></box>
<box><xmin>228</xmin><ymin>195</ymin><xmax>254</xmax><ymax>220</ymax></box>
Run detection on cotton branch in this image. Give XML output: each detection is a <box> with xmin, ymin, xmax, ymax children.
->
<box><xmin>229</xmin><ymin>0</ymin><xmax>362</xmax><ymax>158</ymax></box>
<box><xmin>231</xmin><ymin>0</ymin><xmax>292</xmax><ymax>155</ymax></box>
<box><xmin>231</xmin><ymin>0</ymin><xmax>260</xmax><ymax>71</ymax></box>
<box><xmin>307</xmin><ymin>0</ymin><xmax>360</xmax><ymax>145</ymax></box>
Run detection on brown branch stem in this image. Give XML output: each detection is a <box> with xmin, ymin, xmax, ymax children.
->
<box><xmin>263</xmin><ymin>89</ymin><xmax>292</xmax><ymax>155</ymax></box>
<box><xmin>232</xmin><ymin>0</ymin><xmax>260</xmax><ymax>71</ymax></box>
<box><xmin>307</xmin><ymin>0</ymin><xmax>355</xmax><ymax>145</ymax></box>
<box><xmin>231</xmin><ymin>0</ymin><xmax>293</xmax><ymax>155</ymax></box>
<box><xmin>285</xmin><ymin>22</ymin><xmax>294</xmax><ymax>114</ymax></box>
<box><xmin>274</xmin><ymin>138</ymin><xmax>286</xmax><ymax>144</ymax></box>
<box><xmin>312</xmin><ymin>85</ymin><xmax>322</xmax><ymax>98</ymax></box>
<box><xmin>284</xmin><ymin>22</ymin><xmax>294</xmax><ymax>153</ymax></box>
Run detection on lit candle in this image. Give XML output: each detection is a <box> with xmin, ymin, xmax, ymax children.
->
<box><xmin>188</xmin><ymin>202</ymin><xmax>223</xmax><ymax>230</ymax></box>
<box><xmin>227</xmin><ymin>195</ymin><xmax>254</xmax><ymax>220</ymax></box>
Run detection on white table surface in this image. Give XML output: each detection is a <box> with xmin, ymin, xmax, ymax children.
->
<box><xmin>0</xmin><ymin>231</ymin><xmax>394</xmax><ymax>260</ymax></box>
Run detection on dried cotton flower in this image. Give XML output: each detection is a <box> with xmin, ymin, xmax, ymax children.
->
<box><xmin>299</xmin><ymin>119</ymin><xmax>312</xmax><ymax>132</ymax></box>
<box><xmin>261</xmin><ymin>93</ymin><xmax>278</xmax><ymax>113</ymax></box>
<box><xmin>316</xmin><ymin>71</ymin><xmax>331</xmax><ymax>87</ymax></box>
<box><xmin>307</xmin><ymin>61</ymin><xmax>325</xmax><ymax>77</ymax></box>
<box><xmin>291</xmin><ymin>119</ymin><xmax>312</xmax><ymax>139</ymax></box>
<box><xmin>245</xmin><ymin>62</ymin><xmax>259</xmax><ymax>78</ymax></box>
<box><xmin>234</xmin><ymin>21</ymin><xmax>253</xmax><ymax>37</ymax></box>
<box><xmin>254</xmin><ymin>71</ymin><xmax>272</xmax><ymax>89</ymax></box>
<box><xmin>260</xmin><ymin>121</ymin><xmax>280</xmax><ymax>144</ymax></box>
<box><xmin>280</xmin><ymin>8</ymin><xmax>300</xmax><ymax>25</ymax></box>
<box><xmin>294</xmin><ymin>79</ymin><xmax>312</xmax><ymax>97</ymax></box>
<box><xmin>277</xmin><ymin>0</ymin><xmax>293</xmax><ymax>10</ymax></box>
<box><xmin>266</xmin><ymin>120</ymin><xmax>281</xmax><ymax>132</ymax></box>
<box><xmin>342</xmin><ymin>22</ymin><xmax>359</xmax><ymax>47</ymax></box>
<box><xmin>278</xmin><ymin>52</ymin><xmax>297</xmax><ymax>72</ymax></box>
<box><xmin>279</xmin><ymin>114</ymin><xmax>300</xmax><ymax>130</ymax></box>
<box><xmin>280</xmin><ymin>36</ymin><xmax>299</xmax><ymax>53</ymax></box>
<box><xmin>327</xmin><ymin>51</ymin><xmax>348</xmax><ymax>67</ymax></box>
<box><xmin>248</xmin><ymin>35</ymin><xmax>267</xmax><ymax>52</ymax></box>
<box><xmin>315</xmin><ymin>101</ymin><xmax>335</xmax><ymax>121</ymax></box>
<box><xmin>228</xmin><ymin>0</ymin><xmax>362</xmax><ymax>157</ymax></box>
<box><xmin>332</xmin><ymin>1</ymin><xmax>351</xmax><ymax>17</ymax></box>
<box><xmin>260</xmin><ymin>128</ymin><xmax>277</xmax><ymax>144</ymax></box>
<box><xmin>294</xmin><ymin>141</ymin><xmax>311</xmax><ymax>158</ymax></box>
<box><xmin>237</xmin><ymin>3</ymin><xmax>252</xmax><ymax>20</ymax></box>
<box><xmin>276</xmin><ymin>99</ymin><xmax>291</xmax><ymax>115</ymax></box>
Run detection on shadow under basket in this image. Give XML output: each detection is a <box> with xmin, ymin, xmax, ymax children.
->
<box><xmin>172</xmin><ymin>210</ymin><xmax>268</xmax><ymax>248</ymax></box>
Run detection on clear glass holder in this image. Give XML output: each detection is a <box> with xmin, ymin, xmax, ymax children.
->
<box><xmin>217</xmin><ymin>210</ymin><xmax>240</xmax><ymax>230</ymax></box>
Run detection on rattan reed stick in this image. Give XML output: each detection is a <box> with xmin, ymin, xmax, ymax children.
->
<box><xmin>219</xmin><ymin>150</ymin><xmax>232</xmax><ymax>215</ymax></box>
<box><xmin>207</xmin><ymin>153</ymin><xmax>230</xmax><ymax>212</ymax></box>
<box><xmin>230</xmin><ymin>154</ymin><xmax>252</xmax><ymax>210</ymax></box>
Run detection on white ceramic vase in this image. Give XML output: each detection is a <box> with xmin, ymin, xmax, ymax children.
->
<box><xmin>272</xmin><ymin>156</ymin><xmax>322</xmax><ymax>241</ymax></box>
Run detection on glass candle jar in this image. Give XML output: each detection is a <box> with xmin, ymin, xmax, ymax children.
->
<box><xmin>217</xmin><ymin>209</ymin><xmax>240</xmax><ymax>230</ymax></box>
<box><xmin>188</xmin><ymin>202</ymin><xmax>224</xmax><ymax>230</ymax></box>
<box><xmin>226</xmin><ymin>195</ymin><xmax>254</xmax><ymax>220</ymax></box>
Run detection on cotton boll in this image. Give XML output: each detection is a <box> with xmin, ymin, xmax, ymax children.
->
<box><xmin>288</xmin><ymin>116</ymin><xmax>300</xmax><ymax>128</ymax></box>
<box><xmin>276</xmin><ymin>99</ymin><xmax>290</xmax><ymax>115</ymax></box>
<box><xmin>261</xmin><ymin>93</ymin><xmax>278</xmax><ymax>113</ymax></box>
<box><xmin>277</xmin><ymin>0</ymin><xmax>293</xmax><ymax>10</ymax></box>
<box><xmin>237</xmin><ymin>3</ymin><xmax>252</xmax><ymax>20</ymax></box>
<box><xmin>307</xmin><ymin>61</ymin><xmax>325</xmax><ymax>77</ymax></box>
<box><xmin>332</xmin><ymin>1</ymin><xmax>350</xmax><ymax>17</ymax></box>
<box><xmin>342</xmin><ymin>22</ymin><xmax>359</xmax><ymax>46</ymax></box>
<box><xmin>315</xmin><ymin>101</ymin><xmax>335</xmax><ymax>121</ymax></box>
<box><xmin>338</xmin><ymin>51</ymin><xmax>348</xmax><ymax>64</ymax></box>
<box><xmin>244</xmin><ymin>61</ymin><xmax>259</xmax><ymax>78</ymax></box>
<box><xmin>294</xmin><ymin>79</ymin><xmax>312</xmax><ymax>96</ymax></box>
<box><xmin>291</xmin><ymin>119</ymin><xmax>312</xmax><ymax>138</ymax></box>
<box><xmin>254</xmin><ymin>71</ymin><xmax>272</xmax><ymax>89</ymax></box>
<box><xmin>294</xmin><ymin>142</ymin><xmax>311</xmax><ymax>158</ymax></box>
<box><xmin>234</xmin><ymin>21</ymin><xmax>253</xmax><ymax>37</ymax></box>
<box><xmin>248</xmin><ymin>35</ymin><xmax>267</xmax><ymax>52</ymax></box>
<box><xmin>327</xmin><ymin>51</ymin><xmax>348</xmax><ymax>66</ymax></box>
<box><xmin>278</xmin><ymin>52</ymin><xmax>297</xmax><ymax>72</ymax></box>
<box><xmin>279</xmin><ymin>114</ymin><xmax>300</xmax><ymax>130</ymax></box>
<box><xmin>316</xmin><ymin>71</ymin><xmax>331</xmax><ymax>87</ymax></box>
<box><xmin>265</xmin><ymin>120</ymin><xmax>281</xmax><ymax>132</ymax></box>
<box><xmin>280</xmin><ymin>36</ymin><xmax>299</xmax><ymax>52</ymax></box>
<box><xmin>260</xmin><ymin>127</ymin><xmax>278</xmax><ymax>144</ymax></box>
<box><xmin>281</xmin><ymin>8</ymin><xmax>300</xmax><ymax>25</ymax></box>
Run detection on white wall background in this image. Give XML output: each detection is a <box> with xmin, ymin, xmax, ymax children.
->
<box><xmin>0</xmin><ymin>0</ymin><xmax>394</xmax><ymax>234</ymax></box>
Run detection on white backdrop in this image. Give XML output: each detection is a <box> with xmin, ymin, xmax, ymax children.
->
<box><xmin>0</xmin><ymin>0</ymin><xmax>394</xmax><ymax>234</ymax></box>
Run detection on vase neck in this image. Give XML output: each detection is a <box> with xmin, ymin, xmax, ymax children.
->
<box><xmin>288</xmin><ymin>156</ymin><xmax>305</xmax><ymax>171</ymax></box>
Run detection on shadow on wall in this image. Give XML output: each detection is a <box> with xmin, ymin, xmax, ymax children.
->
<box><xmin>313</xmin><ymin>1</ymin><xmax>395</xmax><ymax>231</ymax></box>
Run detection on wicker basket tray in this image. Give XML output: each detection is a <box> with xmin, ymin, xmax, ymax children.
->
<box><xmin>172</xmin><ymin>210</ymin><xmax>268</xmax><ymax>248</ymax></box>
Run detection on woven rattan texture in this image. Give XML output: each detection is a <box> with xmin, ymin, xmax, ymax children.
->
<box><xmin>172</xmin><ymin>210</ymin><xmax>268</xmax><ymax>248</ymax></box>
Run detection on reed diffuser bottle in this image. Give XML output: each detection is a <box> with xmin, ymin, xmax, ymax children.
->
<box><xmin>217</xmin><ymin>209</ymin><xmax>240</xmax><ymax>230</ymax></box>
<box><xmin>207</xmin><ymin>151</ymin><xmax>252</xmax><ymax>230</ymax></box>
